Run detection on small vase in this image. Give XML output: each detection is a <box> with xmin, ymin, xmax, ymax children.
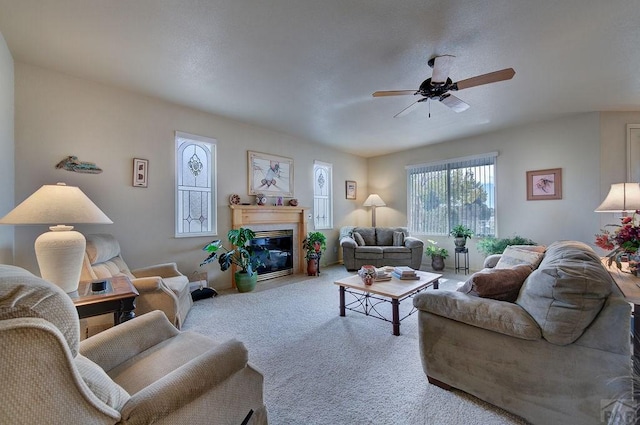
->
<box><xmin>629</xmin><ymin>253</ymin><xmax>640</xmax><ymax>276</ymax></box>
<box><xmin>454</xmin><ymin>237</ymin><xmax>466</xmax><ymax>248</ymax></box>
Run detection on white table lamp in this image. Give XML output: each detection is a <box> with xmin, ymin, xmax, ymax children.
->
<box><xmin>595</xmin><ymin>183</ymin><xmax>640</xmax><ymax>213</ymax></box>
<box><xmin>0</xmin><ymin>183</ymin><xmax>112</xmax><ymax>293</ymax></box>
<box><xmin>363</xmin><ymin>194</ymin><xmax>386</xmax><ymax>227</ymax></box>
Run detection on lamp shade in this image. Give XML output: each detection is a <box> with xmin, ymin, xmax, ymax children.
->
<box><xmin>595</xmin><ymin>183</ymin><xmax>640</xmax><ymax>213</ymax></box>
<box><xmin>0</xmin><ymin>183</ymin><xmax>112</xmax><ymax>293</ymax></box>
<box><xmin>363</xmin><ymin>194</ymin><xmax>386</xmax><ymax>207</ymax></box>
<box><xmin>0</xmin><ymin>183</ymin><xmax>113</xmax><ymax>225</ymax></box>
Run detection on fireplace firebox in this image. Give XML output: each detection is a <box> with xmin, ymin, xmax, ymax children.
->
<box><xmin>250</xmin><ymin>230</ymin><xmax>294</xmax><ymax>281</ymax></box>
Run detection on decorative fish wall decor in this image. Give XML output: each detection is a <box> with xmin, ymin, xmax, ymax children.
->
<box><xmin>55</xmin><ymin>156</ymin><xmax>103</xmax><ymax>174</ymax></box>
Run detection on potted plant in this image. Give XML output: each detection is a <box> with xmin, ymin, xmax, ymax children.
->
<box><xmin>425</xmin><ymin>239</ymin><xmax>448</xmax><ymax>271</ymax></box>
<box><xmin>200</xmin><ymin>227</ymin><xmax>266</xmax><ymax>292</ymax></box>
<box><xmin>303</xmin><ymin>231</ymin><xmax>327</xmax><ymax>276</ymax></box>
<box><xmin>449</xmin><ymin>224</ymin><xmax>473</xmax><ymax>248</ymax></box>
<box><xmin>476</xmin><ymin>235</ymin><xmax>537</xmax><ymax>256</ymax></box>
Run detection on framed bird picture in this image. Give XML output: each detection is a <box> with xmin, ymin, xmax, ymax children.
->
<box><xmin>248</xmin><ymin>151</ymin><xmax>294</xmax><ymax>197</ymax></box>
<box><xmin>526</xmin><ymin>168</ymin><xmax>562</xmax><ymax>200</ymax></box>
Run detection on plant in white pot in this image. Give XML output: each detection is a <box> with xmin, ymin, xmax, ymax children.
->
<box><xmin>449</xmin><ymin>224</ymin><xmax>473</xmax><ymax>248</ymax></box>
<box><xmin>201</xmin><ymin>227</ymin><xmax>266</xmax><ymax>293</ymax></box>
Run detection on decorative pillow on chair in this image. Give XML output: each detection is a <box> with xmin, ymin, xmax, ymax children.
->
<box><xmin>353</xmin><ymin>232</ymin><xmax>366</xmax><ymax>246</ymax></box>
<box><xmin>495</xmin><ymin>246</ymin><xmax>544</xmax><ymax>270</ymax></box>
<box><xmin>457</xmin><ymin>265</ymin><xmax>533</xmax><ymax>302</ymax></box>
<box><xmin>392</xmin><ymin>231</ymin><xmax>405</xmax><ymax>246</ymax></box>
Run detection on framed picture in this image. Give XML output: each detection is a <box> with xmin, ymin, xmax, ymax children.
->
<box><xmin>346</xmin><ymin>180</ymin><xmax>357</xmax><ymax>199</ymax></box>
<box><xmin>526</xmin><ymin>168</ymin><xmax>562</xmax><ymax>200</ymax></box>
<box><xmin>133</xmin><ymin>158</ymin><xmax>148</xmax><ymax>188</ymax></box>
<box><xmin>627</xmin><ymin>124</ymin><xmax>640</xmax><ymax>182</ymax></box>
<box><xmin>248</xmin><ymin>151</ymin><xmax>293</xmax><ymax>197</ymax></box>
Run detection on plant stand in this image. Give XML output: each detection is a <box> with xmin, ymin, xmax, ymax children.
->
<box><xmin>454</xmin><ymin>247</ymin><xmax>469</xmax><ymax>275</ymax></box>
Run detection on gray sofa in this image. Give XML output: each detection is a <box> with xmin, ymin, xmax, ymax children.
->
<box><xmin>413</xmin><ymin>240</ymin><xmax>631</xmax><ymax>425</ymax></box>
<box><xmin>340</xmin><ymin>226</ymin><xmax>423</xmax><ymax>270</ymax></box>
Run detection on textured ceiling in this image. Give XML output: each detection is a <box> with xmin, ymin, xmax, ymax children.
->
<box><xmin>0</xmin><ymin>0</ymin><xmax>639</xmax><ymax>158</ymax></box>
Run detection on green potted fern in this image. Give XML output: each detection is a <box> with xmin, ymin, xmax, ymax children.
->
<box><xmin>201</xmin><ymin>227</ymin><xmax>266</xmax><ymax>292</ymax></box>
<box><xmin>449</xmin><ymin>224</ymin><xmax>473</xmax><ymax>248</ymax></box>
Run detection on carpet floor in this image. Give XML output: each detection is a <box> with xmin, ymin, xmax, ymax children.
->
<box><xmin>182</xmin><ymin>265</ymin><xmax>529</xmax><ymax>425</ymax></box>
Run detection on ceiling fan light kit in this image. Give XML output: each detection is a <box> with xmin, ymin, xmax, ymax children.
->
<box><xmin>373</xmin><ymin>55</ymin><xmax>515</xmax><ymax>118</ymax></box>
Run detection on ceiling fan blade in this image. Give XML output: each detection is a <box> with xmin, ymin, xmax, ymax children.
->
<box><xmin>394</xmin><ymin>100</ymin><xmax>423</xmax><ymax>118</ymax></box>
<box><xmin>431</xmin><ymin>55</ymin><xmax>455</xmax><ymax>85</ymax></box>
<box><xmin>439</xmin><ymin>93</ymin><xmax>470</xmax><ymax>113</ymax></box>
<box><xmin>454</xmin><ymin>68</ymin><xmax>515</xmax><ymax>91</ymax></box>
<box><xmin>372</xmin><ymin>90</ymin><xmax>416</xmax><ymax>97</ymax></box>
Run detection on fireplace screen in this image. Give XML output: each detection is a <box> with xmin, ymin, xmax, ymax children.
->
<box><xmin>250</xmin><ymin>230</ymin><xmax>294</xmax><ymax>281</ymax></box>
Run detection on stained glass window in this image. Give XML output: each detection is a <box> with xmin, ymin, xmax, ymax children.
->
<box><xmin>175</xmin><ymin>131</ymin><xmax>217</xmax><ymax>237</ymax></box>
<box><xmin>313</xmin><ymin>161</ymin><xmax>333</xmax><ymax>230</ymax></box>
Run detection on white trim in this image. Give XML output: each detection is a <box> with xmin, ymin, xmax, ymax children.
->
<box><xmin>405</xmin><ymin>151</ymin><xmax>499</xmax><ymax>170</ymax></box>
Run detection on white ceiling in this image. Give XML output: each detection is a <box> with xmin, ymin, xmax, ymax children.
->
<box><xmin>0</xmin><ymin>0</ymin><xmax>639</xmax><ymax>158</ymax></box>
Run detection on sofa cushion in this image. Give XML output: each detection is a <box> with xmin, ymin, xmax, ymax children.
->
<box><xmin>354</xmin><ymin>246</ymin><xmax>383</xmax><ymax>260</ymax></box>
<box><xmin>516</xmin><ymin>240</ymin><xmax>613</xmax><ymax>345</ymax></box>
<box><xmin>353</xmin><ymin>232</ymin><xmax>366</xmax><ymax>246</ymax></box>
<box><xmin>457</xmin><ymin>265</ymin><xmax>532</xmax><ymax>302</ymax></box>
<box><xmin>383</xmin><ymin>246</ymin><xmax>411</xmax><ymax>259</ymax></box>
<box><xmin>376</xmin><ymin>227</ymin><xmax>407</xmax><ymax>246</ymax></box>
<box><xmin>392</xmin><ymin>231</ymin><xmax>405</xmax><ymax>246</ymax></box>
<box><xmin>495</xmin><ymin>246</ymin><xmax>544</xmax><ymax>270</ymax></box>
<box><xmin>354</xmin><ymin>227</ymin><xmax>376</xmax><ymax>246</ymax></box>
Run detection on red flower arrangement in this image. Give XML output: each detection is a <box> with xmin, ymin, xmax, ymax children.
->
<box><xmin>595</xmin><ymin>212</ymin><xmax>640</xmax><ymax>269</ymax></box>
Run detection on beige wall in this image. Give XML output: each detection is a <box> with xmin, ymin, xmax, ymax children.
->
<box><xmin>13</xmin><ymin>63</ymin><xmax>367</xmax><ymax>289</ymax></box>
<box><xmin>0</xmin><ymin>32</ymin><xmax>14</xmax><ymax>263</ymax></box>
<box><xmin>368</xmin><ymin>112</ymin><xmax>602</xmax><ymax>270</ymax></box>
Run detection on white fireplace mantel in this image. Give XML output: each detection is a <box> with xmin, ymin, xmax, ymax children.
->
<box><xmin>229</xmin><ymin>205</ymin><xmax>309</xmax><ymax>275</ymax></box>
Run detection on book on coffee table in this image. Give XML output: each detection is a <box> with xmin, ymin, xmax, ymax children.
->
<box><xmin>391</xmin><ymin>271</ymin><xmax>419</xmax><ymax>280</ymax></box>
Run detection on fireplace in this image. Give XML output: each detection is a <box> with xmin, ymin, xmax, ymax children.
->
<box><xmin>251</xmin><ymin>230</ymin><xmax>294</xmax><ymax>281</ymax></box>
<box><xmin>229</xmin><ymin>204</ymin><xmax>308</xmax><ymax>286</ymax></box>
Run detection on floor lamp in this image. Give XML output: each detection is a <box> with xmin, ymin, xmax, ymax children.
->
<box><xmin>0</xmin><ymin>182</ymin><xmax>112</xmax><ymax>293</ymax></box>
<box><xmin>363</xmin><ymin>194</ymin><xmax>386</xmax><ymax>227</ymax></box>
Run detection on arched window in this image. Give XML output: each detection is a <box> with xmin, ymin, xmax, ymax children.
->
<box><xmin>313</xmin><ymin>161</ymin><xmax>333</xmax><ymax>230</ymax></box>
<box><xmin>175</xmin><ymin>131</ymin><xmax>217</xmax><ymax>237</ymax></box>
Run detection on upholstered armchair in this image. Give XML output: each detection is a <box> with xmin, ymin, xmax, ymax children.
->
<box><xmin>80</xmin><ymin>234</ymin><xmax>192</xmax><ymax>328</ymax></box>
<box><xmin>0</xmin><ymin>264</ymin><xmax>268</xmax><ymax>424</ymax></box>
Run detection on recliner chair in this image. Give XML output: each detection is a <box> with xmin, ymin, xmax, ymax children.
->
<box><xmin>80</xmin><ymin>234</ymin><xmax>192</xmax><ymax>328</ymax></box>
<box><xmin>0</xmin><ymin>264</ymin><xmax>268</xmax><ymax>424</ymax></box>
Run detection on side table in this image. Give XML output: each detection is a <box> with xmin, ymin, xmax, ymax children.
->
<box><xmin>70</xmin><ymin>275</ymin><xmax>139</xmax><ymax>325</ymax></box>
<box><xmin>454</xmin><ymin>247</ymin><xmax>469</xmax><ymax>275</ymax></box>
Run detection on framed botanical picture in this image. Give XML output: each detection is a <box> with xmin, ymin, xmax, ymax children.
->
<box><xmin>526</xmin><ymin>168</ymin><xmax>562</xmax><ymax>200</ymax></box>
<box><xmin>133</xmin><ymin>158</ymin><xmax>148</xmax><ymax>188</ymax></box>
<box><xmin>248</xmin><ymin>151</ymin><xmax>293</xmax><ymax>197</ymax></box>
<box><xmin>346</xmin><ymin>180</ymin><xmax>357</xmax><ymax>199</ymax></box>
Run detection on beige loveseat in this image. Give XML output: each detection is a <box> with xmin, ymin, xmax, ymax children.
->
<box><xmin>340</xmin><ymin>226</ymin><xmax>424</xmax><ymax>270</ymax></box>
<box><xmin>0</xmin><ymin>264</ymin><xmax>268</xmax><ymax>424</ymax></box>
<box><xmin>80</xmin><ymin>234</ymin><xmax>192</xmax><ymax>329</ymax></box>
<box><xmin>413</xmin><ymin>241</ymin><xmax>631</xmax><ymax>425</ymax></box>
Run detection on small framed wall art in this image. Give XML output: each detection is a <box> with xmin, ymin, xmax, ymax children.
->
<box><xmin>526</xmin><ymin>168</ymin><xmax>562</xmax><ymax>200</ymax></box>
<box><xmin>346</xmin><ymin>180</ymin><xmax>357</xmax><ymax>200</ymax></box>
<box><xmin>133</xmin><ymin>158</ymin><xmax>149</xmax><ymax>188</ymax></box>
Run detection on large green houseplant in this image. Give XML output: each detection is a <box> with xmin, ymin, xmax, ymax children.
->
<box><xmin>476</xmin><ymin>235</ymin><xmax>537</xmax><ymax>257</ymax></box>
<box><xmin>201</xmin><ymin>227</ymin><xmax>266</xmax><ymax>292</ymax></box>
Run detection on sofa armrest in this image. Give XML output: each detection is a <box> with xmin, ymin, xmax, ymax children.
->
<box><xmin>80</xmin><ymin>311</ymin><xmax>180</xmax><ymax>372</ymax></box>
<box><xmin>340</xmin><ymin>236</ymin><xmax>357</xmax><ymax>248</ymax></box>
<box><xmin>130</xmin><ymin>276</ymin><xmax>164</xmax><ymax>292</ymax></box>
<box><xmin>132</xmin><ymin>262</ymin><xmax>183</xmax><ymax>279</ymax></box>
<box><xmin>483</xmin><ymin>254</ymin><xmax>501</xmax><ymax>269</ymax></box>
<box><xmin>413</xmin><ymin>290</ymin><xmax>541</xmax><ymax>340</ymax></box>
<box><xmin>119</xmin><ymin>339</ymin><xmax>249</xmax><ymax>425</ymax></box>
<box><xmin>404</xmin><ymin>236</ymin><xmax>423</xmax><ymax>249</ymax></box>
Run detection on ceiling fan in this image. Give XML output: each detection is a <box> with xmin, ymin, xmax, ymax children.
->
<box><xmin>372</xmin><ymin>55</ymin><xmax>515</xmax><ymax>118</ymax></box>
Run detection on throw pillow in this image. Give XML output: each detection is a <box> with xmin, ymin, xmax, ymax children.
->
<box><xmin>353</xmin><ymin>232</ymin><xmax>366</xmax><ymax>246</ymax></box>
<box><xmin>457</xmin><ymin>265</ymin><xmax>533</xmax><ymax>302</ymax></box>
<box><xmin>392</xmin><ymin>231</ymin><xmax>405</xmax><ymax>246</ymax></box>
<box><xmin>495</xmin><ymin>246</ymin><xmax>544</xmax><ymax>270</ymax></box>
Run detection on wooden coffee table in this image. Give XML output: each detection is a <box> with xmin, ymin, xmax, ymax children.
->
<box><xmin>70</xmin><ymin>275</ymin><xmax>139</xmax><ymax>325</ymax></box>
<box><xmin>334</xmin><ymin>270</ymin><xmax>441</xmax><ymax>335</ymax></box>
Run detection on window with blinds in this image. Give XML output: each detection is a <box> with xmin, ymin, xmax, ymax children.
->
<box><xmin>406</xmin><ymin>153</ymin><xmax>497</xmax><ymax>237</ymax></box>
